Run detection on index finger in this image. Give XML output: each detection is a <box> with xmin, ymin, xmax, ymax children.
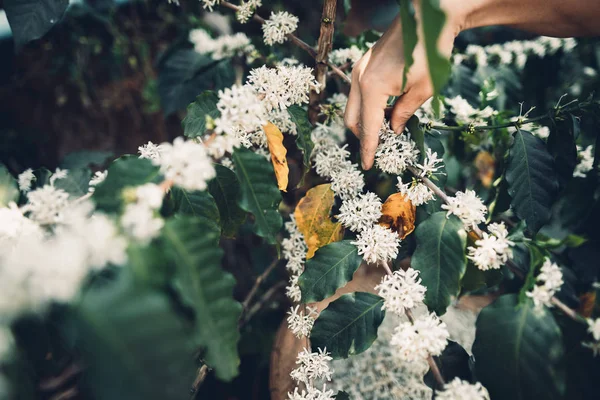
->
<box><xmin>359</xmin><ymin>90</ymin><xmax>388</xmax><ymax>170</ymax></box>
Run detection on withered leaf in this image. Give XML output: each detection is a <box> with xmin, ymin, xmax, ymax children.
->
<box><xmin>378</xmin><ymin>192</ymin><xmax>416</xmax><ymax>239</ymax></box>
<box><xmin>264</xmin><ymin>122</ymin><xmax>289</xmax><ymax>192</ymax></box>
<box><xmin>475</xmin><ymin>151</ymin><xmax>495</xmax><ymax>188</ymax></box>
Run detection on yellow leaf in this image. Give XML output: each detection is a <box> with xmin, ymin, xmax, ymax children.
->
<box><xmin>294</xmin><ymin>184</ymin><xmax>344</xmax><ymax>259</ymax></box>
<box><xmin>378</xmin><ymin>193</ymin><xmax>416</xmax><ymax>239</ymax></box>
<box><xmin>264</xmin><ymin>122</ymin><xmax>289</xmax><ymax>192</ymax></box>
<box><xmin>475</xmin><ymin>151</ymin><xmax>495</xmax><ymax>188</ymax></box>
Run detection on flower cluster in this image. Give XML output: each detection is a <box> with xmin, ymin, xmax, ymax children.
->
<box><xmin>352</xmin><ymin>225</ymin><xmax>400</xmax><ymax>265</ymax></box>
<box><xmin>442</xmin><ymin>189</ymin><xmax>487</xmax><ymax>229</ymax></box>
<box><xmin>236</xmin><ymin>0</ymin><xmax>261</xmax><ymax>23</ymax></box>
<box><xmin>189</xmin><ymin>29</ymin><xmax>255</xmax><ymax>60</ymax></box>
<box><xmin>262</xmin><ymin>11</ymin><xmax>299</xmax><ymax>46</ymax></box>
<box><xmin>445</xmin><ymin>96</ymin><xmax>496</xmax><ymax>125</ymax></box>
<box><xmin>437</xmin><ymin>378</ymin><xmax>490</xmax><ymax>400</ymax></box>
<box><xmin>17</xmin><ymin>168</ymin><xmax>35</xmax><ymax>192</ymax></box>
<box><xmin>583</xmin><ymin>318</ymin><xmax>600</xmax><ymax>356</ymax></box>
<box><xmin>329</xmin><ymin>46</ymin><xmax>363</xmax><ymax>66</ymax></box>
<box><xmin>375</xmin><ymin>126</ymin><xmax>419</xmax><ymax>174</ymax></box>
<box><xmin>396</xmin><ymin>178</ymin><xmax>435</xmax><ymax>206</ymax></box>
<box><xmin>290</xmin><ymin>347</ymin><xmax>333</xmax><ymax>384</ymax></box>
<box><xmin>287</xmin><ymin>305</ymin><xmax>318</xmax><ymax>339</ymax></box>
<box><xmin>120</xmin><ymin>183</ymin><xmax>165</xmax><ymax>244</ymax></box>
<box><xmin>375</xmin><ymin>268</ymin><xmax>427</xmax><ymax>315</ymax></box>
<box><xmin>526</xmin><ymin>258</ymin><xmax>563</xmax><ymax>309</ymax></box>
<box><xmin>390</xmin><ymin>312</ymin><xmax>450</xmax><ymax>362</ymax></box>
<box><xmin>200</xmin><ymin>0</ymin><xmax>220</xmax><ymax>11</ymax></box>
<box><xmin>283</xmin><ymin>216</ymin><xmax>308</xmax><ymax>302</ymax></box>
<box><xmin>336</xmin><ymin>192</ymin><xmax>382</xmax><ymax>232</ymax></box>
<box><xmin>248</xmin><ymin>65</ymin><xmax>320</xmax><ymax>111</ymax></box>
<box><xmin>467</xmin><ymin>222</ymin><xmax>514</xmax><ymax>270</ymax></box>
<box><xmin>454</xmin><ymin>37</ymin><xmax>577</xmax><ymax>69</ymax></box>
<box><xmin>573</xmin><ymin>144</ymin><xmax>594</xmax><ymax>178</ymax></box>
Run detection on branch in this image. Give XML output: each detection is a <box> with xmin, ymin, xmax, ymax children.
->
<box><xmin>190</xmin><ymin>364</ymin><xmax>210</xmax><ymax>399</ymax></box>
<box><xmin>241</xmin><ymin>258</ymin><xmax>280</xmax><ymax>312</ymax></box>
<box><xmin>219</xmin><ymin>1</ymin><xmax>350</xmax><ymax>85</ymax></box>
<box><xmin>309</xmin><ymin>0</ymin><xmax>338</xmax><ymax>123</ymax></box>
<box><xmin>240</xmin><ymin>281</ymin><xmax>287</xmax><ymax>327</ymax></box>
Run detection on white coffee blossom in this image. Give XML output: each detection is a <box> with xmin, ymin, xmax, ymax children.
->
<box><xmin>236</xmin><ymin>0</ymin><xmax>261</xmax><ymax>23</ymax></box>
<box><xmin>526</xmin><ymin>258</ymin><xmax>563</xmax><ymax>309</ymax></box>
<box><xmin>352</xmin><ymin>225</ymin><xmax>400</xmax><ymax>264</ymax></box>
<box><xmin>287</xmin><ymin>384</ymin><xmax>335</xmax><ymax>400</ymax></box>
<box><xmin>531</xmin><ymin>125</ymin><xmax>550</xmax><ymax>140</ymax></box>
<box><xmin>337</xmin><ymin>192</ymin><xmax>382</xmax><ymax>232</ymax></box>
<box><xmin>415</xmin><ymin>97</ymin><xmax>445</xmax><ymax>124</ymax></box>
<box><xmin>314</xmin><ymin>145</ymin><xmax>350</xmax><ymax>178</ymax></box>
<box><xmin>467</xmin><ymin>222</ymin><xmax>514</xmax><ymax>271</ymax></box>
<box><xmin>330</xmin><ymin>46</ymin><xmax>363</xmax><ymax>66</ymax></box>
<box><xmin>327</xmin><ymin>93</ymin><xmax>348</xmax><ymax>110</ymax></box>
<box><xmin>138</xmin><ymin>141</ymin><xmax>163</xmax><ymax>161</ymax></box>
<box><xmin>215</xmin><ymin>84</ymin><xmax>267</xmax><ymax>137</ymax></box>
<box><xmin>88</xmin><ymin>170</ymin><xmax>107</xmax><ymax>193</ymax></box>
<box><xmin>262</xmin><ymin>11</ymin><xmax>299</xmax><ymax>46</ymax></box>
<box><xmin>437</xmin><ymin>378</ymin><xmax>490</xmax><ymax>400</ymax></box>
<box><xmin>286</xmin><ymin>273</ymin><xmax>302</xmax><ymax>303</ymax></box>
<box><xmin>290</xmin><ymin>347</ymin><xmax>333</xmax><ymax>384</ymax></box>
<box><xmin>156</xmin><ymin>137</ymin><xmax>216</xmax><ymax>191</ymax></box>
<box><xmin>0</xmin><ymin>203</ymin><xmax>43</xmax><ymax>256</ymax></box>
<box><xmin>375</xmin><ymin>128</ymin><xmax>419</xmax><ymax>175</ymax></box>
<box><xmin>375</xmin><ymin>268</ymin><xmax>426</xmax><ymax>314</ymax></box>
<box><xmin>397</xmin><ymin>178</ymin><xmax>435</xmax><ymax>206</ymax></box>
<box><xmin>417</xmin><ymin>148</ymin><xmax>445</xmax><ymax>177</ymax></box>
<box><xmin>287</xmin><ymin>305</ymin><xmax>317</xmax><ymax>338</ymax></box>
<box><xmin>121</xmin><ymin>203</ymin><xmax>164</xmax><ymax>244</ymax></box>
<box><xmin>391</xmin><ymin>312</ymin><xmax>449</xmax><ymax>361</ymax></box>
<box><xmin>189</xmin><ymin>29</ymin><xmax>255</xmax><ymax>60</ymax></box>
<box><xmin>587</xmin><ymin>318</ymin><xmax>600</xmax><ymax>341</ymax></box>
<box><xmin>573</xmin><ymin>145</ymin><xmax>594</xmax><ymax>178</ymax></box>
<box><xmin>247</xmin><ymin>65</ymin><xmax>319</xmax><ymax>111</ymax></box>
<box><xmin>282</xmin><ymin>216</ymin><xmax>307</xmax><ymax>275</ymax></box>
<box><xmin>442</xmin><ymin>189</ymin><xmax>487</xmax><ymax>229</ymax></box>
<box><xmin>18</xmin><ymin>168</ymin><xmax>35</xmax><ymax>192</ymax></box>
<box><xmin>22</xmin><ymin>185</ymin><xmax>70</xmax><ymax>225</ymax></box>
<box><xmin>445</xmin><ymin>96</ymin><xmax>495</xmax><ymax>125</ymax></box>
<box><xmin>135</xmin><ymin>183</ymin><xmax>164</xmax><ymax>210</ymax></box>
<box><xmin>72</xmin><ymin>212</ymin><xmax>128</xmax><ymax>269</ymax></box>
<box><xmin>200</xmin><ymin>0</ymin><xmax>220</xmax><ymax>11</ymax></box>
<box><xmin>329</xmin><ymin>162</ymin><xmax>365</xmax><ymax>200</ymax></box>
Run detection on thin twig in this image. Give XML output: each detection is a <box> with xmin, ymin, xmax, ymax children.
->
<box><xmin>190</xmin><ymin>364</ymin><xmax>210</xmax><ymax>399</ymax></box>
<box><xmin>241</xmin><ymin>259</ymin><xmax>280</xmax><ymax>311</ymax></box>
<box><xmin>240</xmin><ymin>281</ymin><xmax>287</xmax><ymax>327</ymax></box>
<box><xmin>309</xmin><ymin>0</ymin><xmax>338</xmax><ymax>123</ymax></box>
<box><xmin>219</xmin><ymin>1</ymin><xmax>350</xmax><ymax>85</ymax></box>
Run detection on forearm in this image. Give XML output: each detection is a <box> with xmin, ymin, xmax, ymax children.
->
<box><xmin>448</xmin><ymin>0</ymin><xmax>600</xmax><ymax>37</ymax></box>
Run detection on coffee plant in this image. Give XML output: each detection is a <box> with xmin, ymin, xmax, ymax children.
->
<box><xmin>0</xmin><ymin>0</ymin><xmax>599</xmax><ymax>399</ymax></box>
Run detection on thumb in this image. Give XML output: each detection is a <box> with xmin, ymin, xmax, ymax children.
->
<box><xmin>390</xmin><ymin>90</ymin><xmax>428</xmax><ymax>134</ymax></box>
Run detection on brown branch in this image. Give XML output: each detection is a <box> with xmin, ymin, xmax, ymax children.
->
<box><xmin>190</xmin><ymin>364</ymin><xmax>210</xmax><ymax>399</ymax></box>
<box><xmin>240</xmin><ymin>281</ymin><xmax>287</xmax><ymax>327</ymax></box>
<box><xmin>309</xmin><ymin>0</ymin><xmax>338</xmax><ymax>123</ymax></box>
<box><xmin>219</xmin><ymin>1</ymin><xmax>350</xmax><ymax>85</ymax></box>
<box><xmin>241</xmin><ymin>259</ymin><xmax>280</xmax><ymax>312</ymax></box>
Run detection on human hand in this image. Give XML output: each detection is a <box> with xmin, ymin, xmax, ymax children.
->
<box><xmin>344</xmin><ymin>3</ymin><xmax>464</xmax><ymax>170</ymax></box>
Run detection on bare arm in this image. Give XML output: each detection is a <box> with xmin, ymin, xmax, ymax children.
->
<box><xmin>345</xmin><ymin>0</ymin><xmax>600</xmax><ymax>170</ymax></box>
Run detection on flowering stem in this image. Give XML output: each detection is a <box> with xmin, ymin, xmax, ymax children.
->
<box><xmin>309</xmin><ymin>0</ymin><xmax>338</xmax><ymax>123</ymax></box>
<box><xmin>219</xmin><ymin>1</ymin><xmax>351</xmax><ymax>85</ymax></box>
<box><xmin>383</xmin><ymin>262</ymin><xmax>446</xmax><ymax>389</ymax></box>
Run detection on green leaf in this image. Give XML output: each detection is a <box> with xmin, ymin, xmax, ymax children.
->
<box><xmin>170</xmin><ymin>187</ymin><xmax>220</xmax><ymax>222</ymax></box>
<box><xmin>232</xmin><ymin>148</ymin><xmax>283</xmax><ymax>245</ymax></box>
<box><xmin>473</xmin><ymin>294</ymin><xmax>565</xmax><ymax>400</ymax></box>
<box><xmin>92</xmin><ymin>156</ymin><xmax>161</xmax><ymax>213</ymax></box>
<box><xmin>69</xmin><ymin>275</ymin><xmax>198</xmax><ymax>400</ymax></box>
<box><xmin>60</xmin><ymin>150</ymin><xmax>114</xmax><ymax>169</ymax></box>
<box><xmin>158</xmin><ymin>50</ymin><xmax>235</xmax><ymax>116</ymax></box>
<box><xmin>288</xmin><ymin>105</ymin><xmax>314</xmax><ymax>169</ymax></box>
<box><xmin>334</xmin><ymin>391</ymin><xmax>350</xmax><ymax>400</ymax></box>
<box><xmin>506</xmin><ymin>130</ymin><xmax>559</xmax><ymax>233</ymax></box>
<box><xmin>310</xmin><ymin>292</ymin><xmax>385</xmax><ymax>359</ymax></box>
<box><xmin>208</xmin><ymin>165</ymin><xmax>246</xmax><ymax>237</ymax></box>
<box><xmin>53</xmin><ymin>168</ymin><xmax>91</xmax><ymax>198</ymax></box>
<box><xmin>398</xmin><ymin>0</ymin><xmax>418</xmax><ymax>91</ymax></box>
<box><xmin>420</xmin><ymin>0</ymin><xmax>451</xmax><ymax>95</ymax></box>
<box><xmin>4</xmin><ymin>0</ymin><xmax>69</xmax><ymax>50</ymax></box>
<box><xmin>162</xmin><ymin>217</ymin><xmax>242</xmax><ymax>381</ymax></box>
<box><xmin>182</xmin><ymin>91</ymin><xmax>220</xmax><ymax>138</ymax></box>
<box><xmin>0</xmin><ymin>164</ymin><xmax>19</xmax><ymax>207</ymax></box>
<box><xmin>298</xmin><ymin>240</ymin><xmax>363</xmax><ymax>303</ymax></box>
<box><xmin>411</xmin><ymin>212</ymin><xmax>467</xmax><ymax>315</ymax></box>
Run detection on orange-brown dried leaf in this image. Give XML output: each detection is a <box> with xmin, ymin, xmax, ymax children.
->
<box><xmin>475</xmin><ymin>151</ymin><xmax>495</xmax><ymax>188</ymax></box>
<box><xmin>577</xmin><ymin>291</ymin><xmax>597</xmax><ymax>318</ymax></box>
<box><xmin>294</xmin><ymin>184</ymin><xmax>344</xmax><ymax>259</ymax></box>
<box><xmin>378</xmin><ymin>193</ymin><xmax>416</xmax><ymax>239</ymax></box>
<box><xmin>264</xmin><ymin>122</ymin><xmax>289</xmax><ymax>192</ymax></box>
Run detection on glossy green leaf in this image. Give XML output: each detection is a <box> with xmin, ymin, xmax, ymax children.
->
<box><xmin>162</xmin><ymin>217</ymin><xmax>242</xmax><ymax>381</ymax></box>
<box><xmin>420</xmin><ymin>0</ymin><xmax>451</xmax><ymax>95</ymax></box>
<box><xmin>398</xmin><ymin>0</ymin><xmax>418</xmax><ymax>91</ymax></box>
<box><xmin>53</xmin><ymin>168</ymin><xmax>91</xmax><ymax>198</ymax></box>
<box><xmin>69</xmin><ymin>274</ymin><xmax>198</xmax><ymax>400</ymax></box>
<box><xmin>4</xmin><ymin>0</ymin><xmax>69</xmax><ymax>50</ymax></box>
<box><xmin>0</xmin><ymin>164</ymin><xmax>19</xmax><ymax>207</ymax></box>
<box><xmin>182</xmin><ymin>91</ymin><xmax>220</xmax><ymax>138</ymax></box>
<box><xmin>506</xmin><ymin>130</ymin><xmax>559</xmax><ymax>233</ymax></box>
<box><xmin>92</xmin><ymin>156</ymin><xmax>161</xmax><ymax>213</ymax></box>
<box><xmin>311</xmin><ymin>292</ymin><xmax>385</xmax><ymax>359</ymax></box>
<box><xmin>232</xmin><ymin>148</ymin><xmax>282</xmax><ymax>245</ymax></box>
<box><xmin>411</xmin><ymin>212</ymin><xmax>467</xmax><ymax>315</ymax></box>
<box><xmin>208</xmin><ymin>165</ymin><xmax>246</xmax><ymax>237</ymax></box>
<box><xmin>298</xmin><ymin>240</ymin><xmax>363</xmax><ymax>303</ymax></box>
<box><xmin>473</xmin><ymin>294</ymin><xmax>565</xmax><ymax>400</ymax></box>
<box><xmin>170</xmin><ymin>187</ymin><xmax>220</xmax><ymax>223</ymax></box>
<box><xmin>288</xmin><ymin>105</ymin><xmax>314</xmax><ymax>169</ymax></box>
